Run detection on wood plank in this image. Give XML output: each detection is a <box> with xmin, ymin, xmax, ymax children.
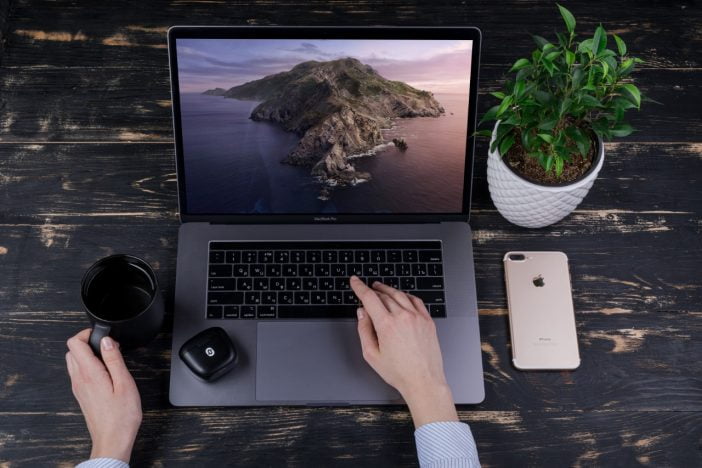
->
<box><xmin>0</xmin><ymin>410</ymin><xmax>699</xmax><ymax>466</ymax></box>
<box><xmin>0</xmin><ymin>0</ymin><xmax>11</xmax><ymax>65</ymax></box>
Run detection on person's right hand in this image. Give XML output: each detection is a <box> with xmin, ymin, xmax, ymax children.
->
<box><xmin>350</xmin><ymin>276</ymin><xmax>459</xmax><ymax>428</ymax></box>
<box><xmin>66</xmin><ymin>329</ymin><xmax>142</xmax><ymax>463</ymax></box>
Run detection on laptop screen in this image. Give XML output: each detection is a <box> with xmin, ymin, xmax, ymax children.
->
<box><xmin>174</xmin><ymin>38</ymin><xmax>474</xmax><ymax>215</ymax></box>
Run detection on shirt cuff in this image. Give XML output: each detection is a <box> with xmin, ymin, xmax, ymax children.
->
<box><xmin>415</xmin><ymin>421</ymin><xmax>480</xmax><ymax>468</ymax></box>
<box><xmin>76</xmin><ymin>458</ymin><xmax>130</xmax><ymax>468</ymax></box>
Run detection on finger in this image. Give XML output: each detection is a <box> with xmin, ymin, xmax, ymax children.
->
<box><xmin>375</xmin><ymin>291</ymin><xmax>406</xmax><ymax>315</ymax></box>
<box><xmin>67</xmin><ymin>329</ymin><xmax>110</xmax><ymax>380</ymax></box>
<box><xmin>356</xmin><ymin>307</ymin><xmax>379</xmax><ymax>363</ymax></box>
<box><xmin>65</xmin><ymin>352</ymin><xmax>76</xmax><ymax>378</ymax></box>
<box><xmin>350</xmin><ymin>276</ymin><xmax>389</xmax><ymax>325</ymax></box>
<box><xmin>372</xmin><ymin>281</ymin><xmax>414</xmax><ymax>311</ymax></box>
<box><xmin>408</xmin><ymin>294</ymin><xmax>431</xmax><ymax>319</ymax></box>
<box><xmin>100</xmin><ymin>336</ymin><xmax>135</xmax><ymax>393</ymax></box>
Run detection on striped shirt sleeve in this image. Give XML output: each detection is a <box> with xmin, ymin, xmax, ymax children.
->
<box><xmin>76</xmin><ymin>458</ymin><xmax>129</xmax><ymax>468</ymax></box>
<box><xmin>415</xmin><ymin>421</ymin><xmax>480</xmax><ymax>468</ymax></box>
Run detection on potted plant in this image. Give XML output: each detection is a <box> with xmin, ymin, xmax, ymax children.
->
<box><xmin>477</xmin><ymin>4</ymin><xmax>646</xmax><ymax>228</ymax></box>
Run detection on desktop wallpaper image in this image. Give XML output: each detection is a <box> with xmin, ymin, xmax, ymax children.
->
<box><xmin>177</xmin><ymin>39</ymin><xmax>472</xmax><ymax>214</ymax></box>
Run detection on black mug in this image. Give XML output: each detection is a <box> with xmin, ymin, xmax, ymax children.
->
<box><xmin>81</xmin><ymin>254</ymin><xmax>165</xmax><ymax>356</ymax></box>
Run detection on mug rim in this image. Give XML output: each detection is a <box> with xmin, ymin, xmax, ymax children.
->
<box><xmin>81</xmin><ymin>253</ymin><xmax>160</xmax><ymax>324</ymax></box>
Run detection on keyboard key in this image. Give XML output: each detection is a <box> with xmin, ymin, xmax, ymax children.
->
<box><xmin>225</xmin><ymin>251</ymin><xmax>241</xmax><ymax>263</ymax></box>
<box><xmin>315</xmin><ymin>264</ymin><xmax>330</xmax><ymax>276</ymax></box>
<box><xmin>327</xmin><ymin>291</ymin><xmax>343</xmax><ymax>304</ymax></box>
<box><xmin>371</xmin><ymin>251</ymin><xmax>386</xmax><ymax>262</ymax></box>
<box><xmin>242</xmin><ymin>251</ymin><xmax>257</xmax><ymax>263</ymax></box>
<box><xmin>295</xmin><ymin>291</ymin><xmax>310</xmax><ymax>305</ymax></box>
<box><xmin>257</xmin><ymin>306</ymin><xmax>277</xmax><ymax>318</ymax></box>
<box><xmin>208</xmin><ymin>292</ymin><xmax>243</xmax><ymax>305</ymax></box>
<box><xmin>209</xmin><ymin>264</ymin><xmax>232</xmax><ymax>277</ymax></box>
<box><xmin>223</xmin><ymin>306</ymin><xmax>239</xmax><ymax>319</ymax></box>
<box><xmin>266</xmin><ymin>264</ymin><xmax>281</xmax><ymax>277</ymax></box>
<box><xmin>241</xmin><ymin>306</ymin><xmax>256</xmax><ymax>319</ymax></box>
<box><xmin>291</xmin><ymin>251</ymin><xmax>305</xmax><ymax>263</ymax></box>
<box><xmin>400</xmin><ymin>277</ymin><xmax>416</xmax><ymax>290</ymax></box>
<box><xmin>270</xmin><ymin>278</ymin><xmax>286</xmax><ymax>291</ymax></box>
<box><xmin>207</xmin><ymin>306</ymin><xmax>223</xmax><ymax>319</ymax></box>
<box><xmin>403</xmin><ymin>250</ymin><xmax>418</xmax><ymax>262</ymax></box>
<box><xmin>237</xmin><ymin>278</ymin><xmax>253</xmax><ymax>291</ymax></box>
<box><xmin>320</xmin><ymin>278</ymin><xmax>335</xmax><ymax>290</ymax></box>
<box><xmin>299</xmin><ymin>264</ymin><xmax>314</xmax><ymax>276</ymax></box>
<box><xmin>322</xmin><ymin>251</ymin><xmax>337</xmax><ymax>263</ymax></box>
<box><xmin>261</xmin><ymin>291</ymin><xmax>277</xmax><ymax>304</ymax></box>
<box><xmin>245</xmin><ymin>292</ymin><xmax>261</xmax><ymax>304</ymax></box>
<box><xmin>339</xmin><ymin>250</ymin><xmax>353</xmax><ymax>262</ymax></box>
<box><xmin>209</xmin><ymin>251</ymin><xmax>225</xmax><ymax>263</ymax></box>
<box><xmin>250</xmin><ymin>264</ymin><xmax>266</xmax><ymax>277</ymax></box>
<box><xmin>380</xmin><ymin>264</ymin><xmax>395</xmax><ymax>276</ymax></box>
<box><xmin>335</xmin><ymin>278</ymin><xmax>351</xmax><ymax>290</ymax></box>
<box><xmin>387</xmin><ymin>250</ymin><xmax>402</xmax><ymax>262</ymax></box>
<box><xmin>278</xmin><ymin>291</ymin><xmax>294</xmax><ymax>305</ymax></box>
<box><xmin>283</xmin><ymin>264</ymin><xmax>298</xmax><ymax>277</ymax></box>
<box><xmin>331</xmin><ymin>264</ymin><xmax>347</xmax><ymax>276</ymax></box>
<box><xmin>275</xmin><ymin>251</ymin><xmax>290</xmax><ymax>263</ymax></box>
<box><xmin>363</xmin><ymin>264</ymin><xmax>379</xmax><ymax>276</ymax></box>
<box><xmin>307</xmin><ymin>251</ymin><xmax>321</xmax><ymax>263</ymax></box>
<box><xmin>209</xmin><ymin>278</ymin><xmax>235</xmax><ymax>290</ymax></box>
<box><xmin>417</xmin><ymin>277</ymin><xmax>444</xmax><ymax>289</ymax></box>
<box><xmin>383</xmin><ymin>277</ymin><xmax>400</xmax><ymax>288</ymax></box>
<box><xmin>413</xmin><ymin>290</ymin><xmax>446</xmax><ymax>304</ymax></box>
<box><xmin>419</xmin><ymin>250</ymin><xmax>442</xmax><ymax>262</ymax></box>
<box><xmin>398</xmin><ymin>264</ymin><xmax>411</xmax><ymax>276</ymax></box>
<box><xmin>311</xmin><ymin>292</ymin><xmax>327</xmax><ymax>304</ymax></box>
<box><xmin>429</xmin><ymin>304</ymin><xmax>447</xmax><ymax>317</ymax></box>
<box><xmin>368</xmin><ymin>277</ymin><xmax>382</xmax><ymax>286</ymax></box>
<box><xmin>303</xmin><ymin>278</ymin><xmax>318</xmax><ymax>290</ymax></box>
<box><xmin>286</xmin><ymin>278</ymin><xmax>302</xmax><ymax>290</ymax></box>
<box><xmin>232</xmin><ymin>265</ymin><xmax>249</xmax><ymax>277</ymax></box>
<box><xmin>355</xmin><ymin>251</ymin><xmax>370</xmax><ymax>262</ymax></box>
<box><xmin>254</xmin><ymin>278</ymin><xmax>269</xmax><ymax>290</ymax></box>
<box><xmin>259</xmin><ymin>251</ymin><xmax>274</xmax><ymax>263</ymax></box>
<box><xmin>412</xmin><ymin>264</ymin><xmax>428</xmax><ymax>276</ymax></box>
<box><xmin>428</xmin><ymin>264</ymin><xmax>443</xmax><ymax>276</ymax></box>
<box><xmin>343</xmin><ymin>291</ymin><xmax>358</xmax><ymax>305</ymax></box>
<box><xmin>278</xmin><ymin>305</ymin><xmax>357</xmax><ymax>319</ymax></box>
<box><xmin>348</xmin><ymin>264</ymin><xmax>363</xmax><ymax>276</ymax></box>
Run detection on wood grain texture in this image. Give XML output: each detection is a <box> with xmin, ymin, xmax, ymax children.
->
<box><xmin>1</xmin><ymin>0</ymin><xmax>701</xmax><ymax>466</ymax></box>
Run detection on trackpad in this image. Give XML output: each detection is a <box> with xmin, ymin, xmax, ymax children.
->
<box><xmin>256</xmin><ymin>321</ymin><xmax>399</xmax><ymax>402</ymax></box>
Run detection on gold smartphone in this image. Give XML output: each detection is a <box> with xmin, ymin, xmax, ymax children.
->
<box><xmin>503</xmin><ymin>251</ymin><xmax>580</xmax><ymax>370</ymax></box>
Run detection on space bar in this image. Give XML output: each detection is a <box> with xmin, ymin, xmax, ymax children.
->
<box><xmin>278</xmin><ymin>305</ymin><xmax>358</xmax><ymax>319</ymax></box>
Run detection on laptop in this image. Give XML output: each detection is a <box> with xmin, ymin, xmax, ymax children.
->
<box><xmin>167</xmin><ymin>26</ymin><xmax>484</xmax><ymax>405</ymax></box>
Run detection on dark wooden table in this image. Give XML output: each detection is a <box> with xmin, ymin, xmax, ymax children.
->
<box><xmin>1</xmin><ymin>1</ymin><xmax>700</xmax><ymax>466</ymax></box>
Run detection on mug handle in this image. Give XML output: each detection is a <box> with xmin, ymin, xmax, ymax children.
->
<box><xmin>89</xmin><ymin>323</ymin><xmax>111</xmax><ymax>356</ymax></box>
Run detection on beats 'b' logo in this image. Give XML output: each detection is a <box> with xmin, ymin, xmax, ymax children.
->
<box><xmin>532</xmin><ymin>275</ymin><xmax>545</xmax><ymax>287</ymax></box>
<box><xmin>205</xmin><ymin>347</ymin><xmax>215</xmax><ymax>357</ymax></box>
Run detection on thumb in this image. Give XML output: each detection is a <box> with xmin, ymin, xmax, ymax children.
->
<box><xmin>357</xmin><ymin>307</ymin><xmax>379</xmax><ymax>363</ymax></box>
<box><xmin>100</xmin><ymin>336</ymin><xmax>134</xmax><ymax>392</ymax></box>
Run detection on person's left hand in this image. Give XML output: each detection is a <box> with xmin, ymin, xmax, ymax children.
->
<box><xmin>66</xmin><ymin>329</ymin><xmax>142</xmax><ymax>463</ymax></box>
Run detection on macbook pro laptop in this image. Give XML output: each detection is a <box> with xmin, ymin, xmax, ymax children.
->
<box><xmin>167</xmin><ymin>26</ymin><xmax>484</xmax><ymax>405</ymax></box>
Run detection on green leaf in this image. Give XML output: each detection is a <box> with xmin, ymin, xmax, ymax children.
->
<box><xmin>557</xmin><ymin>3</ymin><xmax>576</xmax><ymax>35</ymax></box>
<box><xmin>565</xmin><ymin>50</ymin><xmax>576</xmax><ymax>66</ymax></box>
<box><xmin>509</xmin><ymin>58</ymin><xmax>531</xmax><ymax>73</ymax></box>
<box><xmin>490</xmin><ymin>91</ymin><xmax>506</xmax><ymax>100</ymax></box>
<box><xmin>578</xmin><ymin>38</ymin><xmax>593</xmax><ymax>54</ymax></box>
<box><xmin>621</xmin><ymin>83</ymin><xmax>641</xmax><ymax>108</ymax></box>
<box><xmin>478</xmin><ymin>105</ymin><xmax>500</xmax><ymax>126</ymax></box>
<box><xmin>619</xmin><ymin>58</ymin><xmax>635</xmax><ymax>76</ymax></box>
<box><xmin>613</xmin><ymin>34</ymin><xmax>627</xmax><ymax>56</ymax></box>
<box><xmin>499</xmin><ymin>133</ymin><xmax>516</xmax><ymax>156</ymax></box>
<box><xmin>555</xmin><ymin>156</ymin><xmax>564</xmax><ymax>176</ymax></box>
<box><xmin>544</xmin><ymin>50</ymin><xmax>561</xmax><ymax>61</ymax></box>
<box><xmin>610</xmin><ymin>123</ymin><xmax>634</xmax><ymax>137</ymax></box>
<box><xmin>496</xmin><ymin>95</ymin><xmax>513</xmax><ymax>116</ymax></box>
<box><xmin>537</xmin><ymin>118</ymin><xmax>558</xmax><ymax>131</ymax></box>
<box><xmin>572</xmin><ymin>66</ymin><xmax>584</xmax><ymax>88</ymax></box>
<box><xmin>474</xmin><ymin>129</ymin><xmax>494</xmax><ymax>138</ymax></box>
<box><xmin>537</xmin><ymin>133</ymin><xmax>554</xmax><ymax>143</ymax></box>
<box><xmin>580</xmin><ymin>94</ymin><xmax>602</xmax><ymax>108</ymax></box>
<box><xmin>533</xmin><ymin>35</ymin><xmax>550</xmax><ymax>50</ymax></box>
<box><xmin>592</xmin><ymin>25</ymin><xmax>607</xmax><ymax>55</ymax></box>
<box><xmin>513</xmin><ymin>81</ymin><xmax>525</xmax><ymax>98</ymax></box>
<box><xmin>545</xmin><ymin>154</ymin><xmax>555</xmax><ymax>172</ymax></box>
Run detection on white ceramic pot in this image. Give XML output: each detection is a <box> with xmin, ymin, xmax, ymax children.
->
<box><xmin>487</xmin><ymin>123</ymin><xmax>605</xmax><ymax>228</ymax></box>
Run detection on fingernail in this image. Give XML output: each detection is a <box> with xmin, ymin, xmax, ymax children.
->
<box><xmin>357</xmin><ymin>308</ymin><xmax>364</xmax><ymax>320</ymax></box>
<box><xmin>350</xmin><ymin>275</ymin><xmax>358</xmax><ymax>281</ymax></box>
<box><xmin>101</xmin><ymin>336</ymin><xmax>114</xmax><ymax>351</ymax></box>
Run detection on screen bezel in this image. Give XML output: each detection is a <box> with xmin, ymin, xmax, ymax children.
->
<box><xmin>168</xmin><ymin>26</ymin><xmax>481</xmax><ymax>224</ymax></box>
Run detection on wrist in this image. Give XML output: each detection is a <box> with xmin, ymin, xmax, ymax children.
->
<box><xmin>402</xmin><ymin>381</ymin><xmax>459</xmax><ymax>428</ymax></box>
<box><xmin>90</xmin><ymin>436</ymin><xmax>135</xmax><ymax>464</ymax></box>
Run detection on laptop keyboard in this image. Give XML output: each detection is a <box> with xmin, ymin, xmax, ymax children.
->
<box><xmin>206</xmin><ymin>241</ymin><xmax>446</xmax><ymax>320</ymax></box>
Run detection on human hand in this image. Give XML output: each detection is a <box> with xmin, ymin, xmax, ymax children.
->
<box><xmin>350</xmin><ymin>276</ymin><xmax>458</xmax><ymax>428</ymax></box>
<box><xmin>66</xmin><ymin>329</ymin><xmax>142</xmax><ymax>463</ymax></box>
